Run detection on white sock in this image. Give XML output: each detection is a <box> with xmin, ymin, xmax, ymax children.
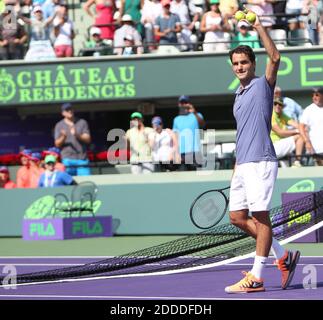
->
<box><xmin>251</xmin><ymin>255</ymin><xmax>267</xmax><ymax>279</ymax></box>
<box><xmin>271</xmin><ymin>238</ymin><xmax>285</xmax><ymax>260</ymax></box>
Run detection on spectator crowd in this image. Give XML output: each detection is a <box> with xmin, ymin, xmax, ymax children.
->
<box><xmin>1</xmin><ymin>86</ymin><xmax>323</xmax><ymax>188</ymax></box>
<box><xmin>0</xmin><ymin>0</ymin><xmax>322</xmax><ymax>60</ymax></box>
<box><xmin>0</xmin><ymin>1</ymin><xmax>323</xmax><ymax>184</ymax></box>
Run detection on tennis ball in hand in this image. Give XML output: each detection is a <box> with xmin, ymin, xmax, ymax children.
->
<box><xmin>246</xmin><ymin>12</ymin><xmax>257</xmax><ymax>24</ymax></box>
<box><xmin>235</xmin><ymin>10</ymin><xmax>246</xmax><ymax>21</ymax></box>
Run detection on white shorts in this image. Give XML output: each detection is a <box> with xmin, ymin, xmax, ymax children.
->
<box><xmin>229</xmin><ymin>161</ymin><xmax>278</xmax><ymax>212</ymax></box>
<box><xmin>273</xmin><ymin>137</ymin><xmax>295</xmax><ymax>159</ymax></box>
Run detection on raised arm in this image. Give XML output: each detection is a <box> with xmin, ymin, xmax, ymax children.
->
<box><xmin>252</xmin><ymin>14</ymin><xmax>280</xmax><ymax>86</ymax></box>
<box><xmin>83</xmin><ymin>0</ymin><xmax>96</xmax><ymax>18</ymax></box>
<box><xmin>45</xmin><ymin>11</ymin><xmax>58</xmax><ymax>27</ymax></box>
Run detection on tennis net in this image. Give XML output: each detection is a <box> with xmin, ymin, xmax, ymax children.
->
<box><xmin>2</xmin><ymin>190</ymin><xmax>323</xmax><ymax>285</ymax></box>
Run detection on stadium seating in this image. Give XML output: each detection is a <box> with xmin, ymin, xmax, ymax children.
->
<box><xmin>288</xmin><ymin>29</ymin><xmax>313</xmax><ymax>47</ymax></box>
<box><xmin>269</xmin><ymin>29</ymin><xmax>288</xmax><ymax>48</ymax></box>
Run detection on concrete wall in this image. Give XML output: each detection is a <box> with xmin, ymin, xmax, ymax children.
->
<box><xmin>1</xmin><ymin>167</ymin><xmax>323</xmax><ymax>236</ymax></box>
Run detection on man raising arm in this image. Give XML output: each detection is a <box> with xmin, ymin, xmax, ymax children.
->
<box><xmin>224</xmin><ymin>12</ymin><xmax>300</xmax><ymax>294</ymax></box>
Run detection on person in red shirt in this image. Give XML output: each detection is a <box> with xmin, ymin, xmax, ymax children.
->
<box><xmin>0</xmin><ymin>166</ymin><xmax>16</xmax><ymax>189</ymax></box>
<box><xmin>16</xmin><ymin>149</ymin><xmax>32</xmax><ymax>188</ymax></box>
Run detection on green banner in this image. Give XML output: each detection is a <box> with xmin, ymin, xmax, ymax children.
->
<box><xmin>0</xmin><ymin>48</ymin><xmax>322</xmax><ymax>105</ymax></box>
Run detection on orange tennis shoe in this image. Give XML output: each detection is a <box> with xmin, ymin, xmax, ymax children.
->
<box><xmin>275</xmin><ymin>250</ymin><xmax>301</xmax><ymax>289</ymax></box>
<box><xmin>225</xmin><ymin>271</ymin><xmax>265</xmax><ymax>293</ymax></box>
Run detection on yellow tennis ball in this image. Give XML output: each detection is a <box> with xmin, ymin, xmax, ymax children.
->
<box><xmin>246</xmin><ymin>11</ymin><xmax>257</xmax><ymax>24</ymax></box>
<box><xmin>235</xmin><ymin>10</ymin><xmax>246</xmax><ymax>21</ymax></box>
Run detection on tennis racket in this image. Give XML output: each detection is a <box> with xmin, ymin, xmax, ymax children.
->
<box><xmin>190</xmin><ymin>186</ymin><xmax>230</xmax><ymax>229</ymax></box>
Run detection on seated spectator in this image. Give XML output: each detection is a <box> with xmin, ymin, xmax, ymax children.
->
<box><xmin>0</xmin><ymin>8</ymin><xmax>28</xmax><ymax>60</ymax></box>
<box><xmin>200</xmin><ymin>0</ymin><xmax>231</xmax><ymax>52</ymax></box>
<box><xmin>122</xmin><ymin>34</ymin><xmax>139</xmax><ymax>55</ymax></box>
<box><xmin>43</xmin><ymin>147</ymin><xmax>65</xmax><ymax>172</ymax></box>
<box><xmin>83</xmin><ymin>0</ymin><xmax>116</xmax><ymax>41</ymax></box>
<box><xmin>84</xmin><ymin>26</ymin><xmax>113</xmax><ymax>56</ymax></box>
<box><xmin>125</xmin><ymin>112</ymin><xmax>154</xmax><ymax>174</ymax></box>
<box><xmin>154</xmin><ymin>0</ymin><xmax>181</xmax><ymax>46</ymax></box>
<box><xmin>53</xmin><ymin>4</ymin><xmax>74</xmax><ymax>57</ymax></box>
<box><xmin>113</xmin><ymin>14</ymin><xmax>143</xmax><ymax>55</ymax></box>
<box><xmin>285</xmin><ymin>0</ymin><xmax>306</xmax><ymax>31</ymax></box>
<box><xmin>16</xmin><ymin>149</ymin><xmax>32</xmax><ymax>188</ymax></box>
<box><xmin>170</xmin><ymin>0</ymin><xmax>199</xmax><ymax>51</ymax></box>
<box><xmin>149</xmin><ymin>116</ymin><xmax>180</xmax><ymax>172</ymax></box>
<box><xmin>141</xmin><ymin>0</ymin><xmax>163</xmax><ymax>51</ymax></box>
<box><xmin>0</xmin><ymin>166</ymin><xmax>16</xmax><ymax>189</ymax></box>
<box><xmin>270</xmin><ymin>98</ymin><xmax>304</xmax><ymax>167</ymax></box>
<box><xmin>299</xmin><ymin>87</ymin><xmax>323</xmax><ymax>165</ymax></box>
<box><xmin>29</xmin><ymin>152</ymin><xmax>44</xmax><ymax>188</ymax></box>
<box><xmin>231</xmin><ymin>20</ymin><xmax>260</xmax><ymax>49</ymax></box>
<box><xmin>274</xmin><ymin>86</ymin><xmax>303</xmax><ymax>124</ymax></box>
<box><xmin>39</xmin><ymin>155</ymin><xmax>75</xmax><ymax>187</ymax></box>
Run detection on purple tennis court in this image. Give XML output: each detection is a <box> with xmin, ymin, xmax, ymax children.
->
<box><xmin>0</xmin><ymin>256</ymin><xmax>322</xmax><ymax>300</ymax></box>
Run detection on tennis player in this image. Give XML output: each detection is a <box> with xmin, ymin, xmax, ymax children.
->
<box><xmin>225</xmin><ymin>13</ymin><xmax>300</xmax><ymax>293</ymax></box>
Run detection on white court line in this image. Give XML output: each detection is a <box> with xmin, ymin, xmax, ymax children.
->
<box><xmin>0</xmin><ymin>294</ymin><xmax>290</xmax><ymax>300</ymax></box>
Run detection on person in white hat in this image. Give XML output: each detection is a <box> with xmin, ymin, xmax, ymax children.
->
<box><xmin>113</xmin><ymin>14</ymin><xmax>143</xmax><ymax>55</ymax></box>
<box><xmin>122</xmin><ymin>34</ymin><xmax>134</xmax><ymax>54</ymax></box>
<box><xmin>83</xmin><ymin>26</ymin><xmax>113</xmax><ymax>56</ymax></box>
<box><xmin>118</xmin><ymin>0</ymin><xmax>144</xmax><ymax>36</ymax></box>
<box><xmin>231</xmin><ymin>20</ymin><xmax>260</xmax><ymax>49</ymax></box>
<box><xmin>90</xmin><ymin>26</ymin><xmax>102</xmax><ymax>37</ymax></box>
<box><xmin>20</xmin><ymin>5</ymin><xmax>57</xmax><ymax>42</ymax></box>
